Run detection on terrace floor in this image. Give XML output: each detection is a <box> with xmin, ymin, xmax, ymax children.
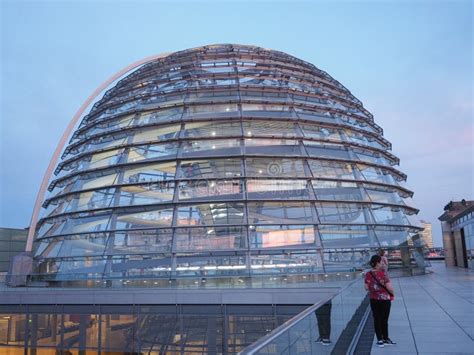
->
<box><xmin>370</xmin><ymin>261</ymin><xmax>474</xmax><ymax>355</ymax></box>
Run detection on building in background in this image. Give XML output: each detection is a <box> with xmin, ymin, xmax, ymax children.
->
<box><xmin>439</xmin><ymin>200</ymin><xmax>474</xmax><ymax>269</ymax></box>
<box><xmin>0</xmin><ymin>228</ymin><xmax>28</xmax><ymax>273</ymax></box>
<box><xmin>420</xmin><ymin>220</ymin><xmax>433</xmax><ymax>248</ymax></box>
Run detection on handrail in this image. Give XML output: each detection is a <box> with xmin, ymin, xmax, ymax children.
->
<box><xmin>239</xmin><ymin>274</ymin><xmax>363</xmax><ymax>354</ymax></box>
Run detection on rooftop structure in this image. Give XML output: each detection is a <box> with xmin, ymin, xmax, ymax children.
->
<box><xmin>439</xmin><ymin>199</ymin><xmax>474</xmax><ymax>269</ymax></box>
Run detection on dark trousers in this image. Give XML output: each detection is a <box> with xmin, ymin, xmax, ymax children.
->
<box><xmin>370</xmin><ymin>298</ymin><xmax>391</xmax><ymax>341</ymax></box>
<box><xmin>315</xmin><ymin>301</ymin><xmax>332</xmax><ymax>340</ymax></box>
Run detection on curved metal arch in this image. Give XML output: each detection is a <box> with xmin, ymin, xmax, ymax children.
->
<box><xmin>26</xmin><ymin>53</ymin><xmax>170</xmax><ymax>252</ymax></box>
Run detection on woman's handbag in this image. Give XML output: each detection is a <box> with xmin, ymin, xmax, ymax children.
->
<box><xmin>369</xmin><ymin>271</ymin><xmax>395</xmax><ymax>301</ymax></box>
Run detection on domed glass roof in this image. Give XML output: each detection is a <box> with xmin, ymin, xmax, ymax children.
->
<box><xmin>32</xmin><ymin>44</ymin><xmax>423</xmax><ymax>286</ymax></box>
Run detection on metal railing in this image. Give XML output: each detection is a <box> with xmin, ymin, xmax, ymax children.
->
<box><xmin>239</xmin><ymin>274</ymin><xmax>366</xmax><ymax>354</ymax></box>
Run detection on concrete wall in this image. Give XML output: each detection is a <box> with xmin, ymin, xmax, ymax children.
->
<box><xmin>453</xmin><ymin>230</ymin><xmax>466</xmax><ymax>268</ymax></box>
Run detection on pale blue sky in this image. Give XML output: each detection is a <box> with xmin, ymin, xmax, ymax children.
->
<box><xmin>1</xmin><ymin>0</ymin><xmax>472</xmax><ymax>246</ymax></box>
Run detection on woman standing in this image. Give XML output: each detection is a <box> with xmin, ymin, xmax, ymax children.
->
<box><xmin>364</xmin><ymin>255</ymin><xmax>397</xmax><ymax>348</ymax></box>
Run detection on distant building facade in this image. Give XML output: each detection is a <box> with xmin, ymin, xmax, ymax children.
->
<box><xmin>420</xmin><ymin>220</ymin><xmax>433</xmax><ymax>248</ymax></box>
<box><xmin>0</xmin><ymin>228</ymin><xmax>28</xmax><ymax>273</ymax></box>
<box><xmin>439</xmin><ymin>200</ymin><xmax>474</xmax><ymax>269</ymax></box>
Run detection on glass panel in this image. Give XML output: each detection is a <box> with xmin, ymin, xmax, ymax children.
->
<box><xmin>249</xmin><ymin>225</ymin><xmax>316</xmax><ymax>249</ymax></box>
<box><xmin>357</xmin><ymin>164</ymin><xmax>397</xmax><ymax>184</ymax></box>
<box><xmin>244</xmin><ymin>138</ymin><xmax>302</xmax><ymax>156</ymax></box>
<box><xmin>56</xmin><ymin>313</ymin><xmax>100</xmax><ymax>350</ymax></box>
<box><xmin>241</xmin><ymin>103</ymin><xmax>293</xmax><ymax>119</ymax></box>
<box><xmin>178</xmin><ymin>179</ymin><xmax>243</xmax><ymax>201</ymax></box>
<box><xmin>131</xmin><ymin>124</ymin><xmax>180</xmax><ymax>143</ymax></box>
<box><xmin>301</xmin><ymin>124</ymin><xmax>341</xmax><ymax>140</ymax></box>
<box><xmin>316</xmin><ymin>203</ymin><xmax>372</xmax><ymax>224</ymax></box>
<box><xmin>318</xmin><ymin>225</ymin><xmax>375</xmax><ymax>248</ymax></box>
<box><xmin>116</xmin><ymin>207</ymin><xmax>174</xmax><ymax>229</ymax></box>
<box><xmin>112</xmin><ymin>254</ymin><xmax>171</xmax><ymax>278</ymax></box>
<box><xmin>304</xmin><ymin>142</ymin><xmax>350</xmax><ymax>160</ymax></box>
<box><xmin>294</xmin><ymin>107</ymin><xmax>336</xmax><ymax>123</ymax></box>
<box><xmin>60</xmin><ymin>148</ymin><xmax>124</xmax><ymax>175</ymax></box>
<box><xmin>71</xmin><ymin>136</ymin><xmax>128</xmax><ymax>157</ymax></box>
<box><xmin>182</xmin><ymin>121</ymin><xmax>241</xmax><ymax>138</ymax></box>
<box><xmin>110</xmin><ymin>229</ymin><xmax>173</xmax><ymax>254</ymax></box>
<box><xmin>176</xmin><ymin>203</ymin><xmax>244</xmax><ymax>226</ymax></box>
<box><xmin>35</xmin><ymin>239</ymin><xmax>62</xmax><ymax>258</ymax></box>
<box><xmin>323</xmin><ymin>250</ymin><xmax>366</xmax><ymax>271</ymax></box>
<box><xmin>56</xmin><ymin>234</ymin><xmax>108</xmax><ymax>257</ymax></box>
<box><xmin>136</xmin><ymin>107</ymin><xmax>183</xmax><ymax>124</ymax></box>
<box><xmin>58</xmin><ymin>258</ymin><xmax>106</xmax><ymax>276</ymax></box>
<box><xmin>182</xmin><ymin>104</ymin><xmax>239</xmax><ymax>119</ymax></box>
<box><xmin>177</xmin><ymin>159</ymin><xmax>242</xmax><ymax>179</ymax></box>
<box><xmin>364</xmin><ymin>183</ymin><xmax>405</xmax><ymax>205</ymax></box>
<box><xmin>343</xmin><ymin>129</ymin><xmax>385</xmax><ymax>149</ymax></box>
<box><xmin>60</xmin><ymin>211</ymin><xmax>112</xmax><ymax>235</ymax></box>
<box><xmin>123</xmin><ymin>162</ymin><xmax>176</xmax><ymax>183</ymax></box>
<box><xmin>72</xmin><ymin>188</ymin><xmax>116</xmax><ymax>211</ymax></box>
<box><xmin>242</xmin><ymin>121</ymin><xmax>298</xmax><ymax>137</ymax></box>
<box><xmin>308</xmin><ymin>160</ymin><xmax>356</xmax><ymax>180</ymax></box>
<box><xmin>126</xmin><ymin>142</ymin><xmax>178</xmax><ymax>163</ymax></box>
<box><xmin>247</xmin><ymin>202</ymin><xmax>314</xmax><ymax>224</ymax></box>
<box><xmin>174</xmin><ymin>226</ymin><xmax>246</xmax><ymax>251</ymax></box>
<box><xmin>354</xmin><ymin>150</ymin><xmax>389</xmax><ymax>166</ymax></box>
<box><xmin>370</xmin><ymin>205</ymin><xmax>409</xmax><ymax>225</ymax></box>
<box><xmin>119</xmin><ymin>182</ymin><xmax>175</xmax><ymax>205</ymax></box>
<box><xmin>100</xmin><ymin>313</ymin><xmax>137</xmax><ymax>352</ymax></box>
<box><xmin>181</xmin><ymin>139</ymin><xmax>241</xmax><ymax>157</ymax></box>
<box><xmin>374</xmin><ymin>226</ymin><xmax>409</xmax><ymax>247</ymax></box>
<box><xmin>246</xmin><ymin>158</ymin><xmax>307</xmax><ymax>177</ymax></box>
<box><xmin>175</xmin><ymin>254</ymin><xmax>247</xmax><ymax>277</ymax></box>
<box><xmin>80</xmin><ymin>114</ymin><xmax>135</xmax><ymax>138</ymax></box>
<box><xmin>339</xmin><ymin>115</ymin><xmax>376</xmax><ymax>133</ymax></box>
<box><xmin>313</xmin><ymin>180</ymin><xmax>368</xmax><ymax>201</ymax></box>
<box><xmin>246</xmin><ymin>179</ymin><xmax>310</xmax><ymax>200</ymax></box>
<box><xmin>75</xmin><ymin>173</ymin><xmax>119</xmax><ymax>193</ymax></box>
<box><xmin>250</xmin><ymin>251</ymin><xmax>323</xmax><ymax>274</ymax></box>
<box><xmin>186</xmin><ymin>90</ymin><xmax>239</xmax><ymax>103</ymax></box>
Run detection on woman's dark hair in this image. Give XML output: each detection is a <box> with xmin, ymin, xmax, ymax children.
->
<box><xmin>369</xmin><ymin>255</ymin><xmax>382</xmax><ymax>268</ymax></box>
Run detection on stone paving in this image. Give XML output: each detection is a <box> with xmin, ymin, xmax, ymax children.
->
<box><xmin>371</xmin><ymin>261</ymin><xmax>474</xmax><ymax>355</ymax></box>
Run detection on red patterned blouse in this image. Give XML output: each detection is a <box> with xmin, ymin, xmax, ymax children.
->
<box><xmin>364</xmin><ymin>270</ymin><xmax>392</xmax><ymax>301</ymax></box>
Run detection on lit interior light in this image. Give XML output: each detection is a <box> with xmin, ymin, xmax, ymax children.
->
<box><xmin>247</xmin><ymin>131</ymin><xmax>252</xmax><ymax>136</ymax></box>
<box><xmin>258</xmin><ymin>170</ymin><xmax>263</xmax><ymax>174</ymax></box>
<box><xmin>212</xmin><ymin>145</ymin><xmax>216</xmax><ymax>149</ymax></box>
<box><xmin>226</xmin><ymin>107</ymin><xmax>230</xmax><ymax>112</ymax></box>
<box><xmin>211</xmin><ymin>131</ymin><xmax>216</xmax><ymax>136</ymax></box>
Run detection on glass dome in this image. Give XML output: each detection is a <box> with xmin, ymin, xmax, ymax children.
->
<box><xmin>32</xmin><ymin>44</ymin><xmax>424</xmax><ymax>286</ymax></box>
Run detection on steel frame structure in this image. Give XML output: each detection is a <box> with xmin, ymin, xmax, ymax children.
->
<box><xmin>30</xmin><ymin>44</ymin><xmax>424</xmax><ymax>285</ymax></box>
